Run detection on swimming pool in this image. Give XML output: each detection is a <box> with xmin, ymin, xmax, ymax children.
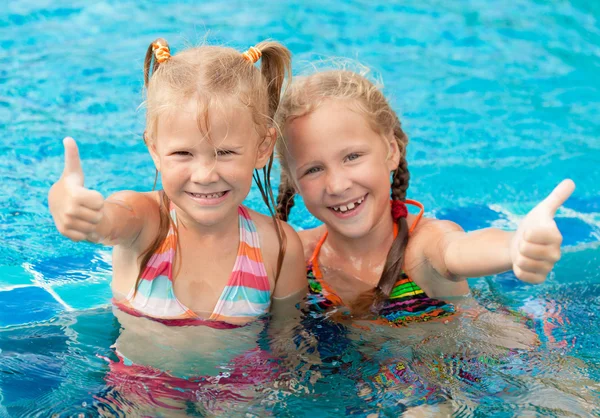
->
<box><xmin>1</xmin><ymin>0</ymin><xmax>599</xmax><ymax>416</ymax></box>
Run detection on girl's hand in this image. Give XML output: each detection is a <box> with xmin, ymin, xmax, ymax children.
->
<box><xmin>510</xmin><ymin>179</ymin><xmax>575</xmax><ymax>284</ymax></box>
<box><xmin>48</xmin><ymin>137</ymin><xmax>105</xmax><ymax>242</ymax></box>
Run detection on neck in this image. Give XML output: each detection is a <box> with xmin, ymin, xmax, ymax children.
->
<box><xmin>325</xmin><ymin>213</ymin><xmax>396</xmax><ymax>266</ymax></box>
<box><xmin>174</xmin><ymin>205</ymin><xmax>240</xmax><ymax>240</ymax></box>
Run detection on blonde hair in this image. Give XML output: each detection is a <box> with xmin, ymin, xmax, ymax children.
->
<box><xmin>275</xmin><ymin>70</ymin><xmax>410</xmax><ymax>314</ymax></box>
<box><xmin>135</xmin><ymin>38</ymin><xmax>292</xmax><ymax>294</ymax></box>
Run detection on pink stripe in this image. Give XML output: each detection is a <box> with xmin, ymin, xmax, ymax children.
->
<box><xmin>140</xmin><ymin>262</ymin><xmax>172</xmax><ymax>281</ymax></box>
<box><xmin>238</xmin><ymin>206</ymin><xmax>252</xmax><ymax>220</ymax></box>
<box><xmin>113</xmin><ymin>301</ymin><xmax>242</xmax><ymax>329</ymax></box>
<box><xmin>235</xmin><ymin>255</ymin><xmax>268</xmax><ymax>277</ymax></box>
<box><xmin>146</xmin><ymin>248</ymin><xmax>175</xmax><ymax>268</ymax></box>
<box><xmin>240</xmin><ymin>229</ymin><xmax>260</xmax><ymax>247</ymax></box>
<box><xmin>228</xmin><ymin>270</ymin><xmax>270</xmax><ymax>291</ymax></box>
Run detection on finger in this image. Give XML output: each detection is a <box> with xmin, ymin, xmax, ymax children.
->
<box><xmin>537</xmin><ymin>179</ymin><xmax>575</xmax><ymax>217</ymax></box>
<box><xmin>63</xmin><ymin>137</ymin><xmax>84</xmax><ymax>186</ymax></box>
<box><xmin>513</xmin><ymin>255</ymin><xmax>554</xmax><ymax>275</ymax></box>
<box><xmin>65</xmin><ymin>206</ymin><xmax>104</xmax><ymax>224</ymax></box>
<box><xmin>61</xmin><ymin>229</ymin><xmax>88</xmax><ymax>242</ymax></box>
<box><xmin>63</xmin><ymin>219</ymin><xmax>99</xmax><ymax>235</ymax></box>
<box><xmin>523</xmin><ymin>223</ymin><xmax>563</xmax><ymax>245</ymax></box>
<box><xmin>519</xmin><ymin>241</ymin><xmax>561</xmax><ymax>263</ymax></box>
<box><xmin>86</xmin><ymin>232</ymin><xmax>102</xmax><ymax>243</ymax></box>
<box><xmin>513</xmin><ymin>266</ymin><xmax>546</xmax><ymax>284</ymax></box>
<box><xmin>73</xmin><ymin>189</ymin><xmax>105</xmax><ymax>211</ymax></box>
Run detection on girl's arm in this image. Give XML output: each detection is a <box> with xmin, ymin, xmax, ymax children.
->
<box><xmin>48</xmin><ymin>137</ymin><xmax>156</xmax><ymax>247</ymax></box>
<box><xmin>425</xmin><ymin>180</ymin><xmax>575</xmax><ymax>284</ymax></box>
<box><xmin>272</xmin><ymin>222</ymin><xmax>309</xmax><ymax>301</ymax></box>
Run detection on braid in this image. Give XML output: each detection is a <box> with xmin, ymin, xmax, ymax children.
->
<box><xmin>391</xmin><ymin>157</ymin><xmax>409</xmax><ymax>201</ymax></box>
<box><xmin>276</xmin><ymin>172</ymin><xmax>296</xmax><ymax>221</ymax></box>
<box><xmin>351</xmin><ymin>126</ymin><xmax>411</xmax><ymax>315</ymax></box>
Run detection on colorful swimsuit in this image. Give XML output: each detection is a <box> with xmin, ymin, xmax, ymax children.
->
<box><xmin>104</xmin><ymin>204</ymin><xmax>277</xmax><ymax>412</ymax></box>
<box><xmin>114</xmin><ymin>204</ymin><xmax>272</xmax><ymax>328</ymax></box>
<box><xmin>305</xmin><ymin>199</ymin><xmax>455</xmax><ymax>325</ymax></box>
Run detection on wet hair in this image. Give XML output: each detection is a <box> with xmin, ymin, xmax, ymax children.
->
<box><xmin>135</xmin><ymin>38</ymin><xmax>292</xmax><ymax>294</ymax></box>
<box><xmin>275</xmin><ymin>70</ymin><xmax>410</xmax><ymax>315</ymax></box>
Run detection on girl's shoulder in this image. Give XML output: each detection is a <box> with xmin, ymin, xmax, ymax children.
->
<box><xmin>106</xmin><ymin>190</ymin><xmax>162</xmax><ymax>209</ymax></box>
<box><xmin>244</xmin><ymin>207</ymin><xmax>305</xmax><ymax>285</ymax></box>
<box><xmin>410</xmin><ymin>216</ymin><xmax>463</xmax><ymax>238</ymax></box>
<box><xmin>407</xmin><ymin>216</ymin><xmax>464</xmax><ymax>262</ymax></box>
<box><xmin>405</xmin><ymin>216</ymin><xmax>470</xmax><ymax>295</ymax></box>
<box><xmin>243</xmin><ymin>208</ymin><xmax>302</xmax><ymax>256</ymax></box>
<box><xmin>106</xmin><ymin>190</ymin><xmax>163</xmax><ymax>250</ymax></box>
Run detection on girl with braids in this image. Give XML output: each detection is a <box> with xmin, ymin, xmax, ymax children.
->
<box><xmin>273</xmin><ymin>69</ymin><xmax>584</xmax><ymax>412</ymax></box>
<box><xmin>47</xmin><ymin>39</ymin><xmax>307</xmax><ymax>412</ymax></box>
<box><xmin>276</xmin><ymin>69</ymin><xmax>575</xmax><ymax>325</ymax></box>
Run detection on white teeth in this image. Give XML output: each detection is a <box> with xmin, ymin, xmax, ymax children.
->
<box><xmin>191</xmin><ymin>192</ymin><xmax>225</xmax><ymax>198</ymax></box>
<box><xmin>331</xmin><ymin>195</ymin><xmax>365</xmax><ymax>212</ymax></box>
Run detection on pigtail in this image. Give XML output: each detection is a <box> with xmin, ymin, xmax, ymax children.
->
<box><xmin>254</xmin><ymin>41</ymin><xmax>292</xmax><ymax>118</ymax></box>
<box><xmin>144</xmin><ymin>38</ymin><xmax>170</xmax><ymax>87</ymax></box>
<box><xmin>276</xmin><ymin>171</ymin><xmax>296</xmax><ymax>222</ymax></box>
<box><xmin>247</xmin><ymin>41</ymin><xmax>292</xmax><ymax>283</ymax></box>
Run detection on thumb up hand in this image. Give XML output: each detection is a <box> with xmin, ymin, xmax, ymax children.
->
<box><xmin>510</xmin><ymin>179</ymin><xmax>575</xmax><ymax>284</ymax></box>
<box><xmin>49</xmin><ymin>138</ymin><xmax>106</xmax><ymax>242</ymax></box>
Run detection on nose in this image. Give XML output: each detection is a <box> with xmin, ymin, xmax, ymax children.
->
<box><xmin>190</xmin><ymin>158</ymin><xmax>220</xmax><ymax>185</ymax></box>
<box><xmin>325</xmin><ymin>169</ymin><xmax>351</xmax><ymax>196</ymax></box>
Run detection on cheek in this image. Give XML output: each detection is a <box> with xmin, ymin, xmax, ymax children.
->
<box><xmin>162</xmin><ymin>161</ymin><xmax>189</xmax><ymax>178</ymax></box>
<box><xmin>297</xmin><ymin>177</ymin><xmax>322</xmax><ymax>203</ymax></box>
<box><xmin>223</xmin><ymin>161</ymin><xmax>254</xmax><ymax>187</ymax></box>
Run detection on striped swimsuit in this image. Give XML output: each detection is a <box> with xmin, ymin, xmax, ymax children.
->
<box><xmin>306</xmin><ymin>200</ymin><xmax>455</xmax><ymax>325</ymax></box>
<box><xmin>114</xmin><ymin>204</ymin><xmax>271</xmax><ymax>328</ymax></box>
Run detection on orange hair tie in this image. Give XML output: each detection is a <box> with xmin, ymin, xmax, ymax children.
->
<box><xmin>242</xmin><ymin>46</ymin><xmax>262</xmax><ymax>64</ymax></box>
<box><xmin>152</xmin><ymin>41</ymin><xmax>171</xmax><ymax>64</ymax></box>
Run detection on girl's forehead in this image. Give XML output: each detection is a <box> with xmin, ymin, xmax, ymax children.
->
<box><xmin>285</xmin><ymin>100</ymin><xmax>381</xmax><ymax>155</ymax></box>
<box><xmin>155</xmin><ymin>97</ymin><xmax>259</xmax><ymax>143</ymax></box>
<box><xmin>288</xmin><ymin>100</ymin><xmax>375</xmax><ymax>138</ymax></box>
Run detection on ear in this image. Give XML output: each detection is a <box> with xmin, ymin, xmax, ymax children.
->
<box><xmin>255</xmin><ymin>127</ymin><xmax>276</xmax><ymax>169</ymax></box>
<box><xmin>385</xmin><ymin>133</ymin><xmax>401</xmax><ymax>171</ymax></box>
<box><xmin>147</xmin><ymin>140</ymin><xmax>161</xmax><ymax>171</ymax></box>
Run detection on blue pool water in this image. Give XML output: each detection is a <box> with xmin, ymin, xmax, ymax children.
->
<box><xmin>1</xmin><ymin>0</ymin><xmax>600</xmax><ymax>416</ymax></box>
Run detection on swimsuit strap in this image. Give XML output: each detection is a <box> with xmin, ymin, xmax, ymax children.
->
<box><xmin>405</xmin><ymin>199</ymin><xmax>424</xmax><ymax>235</ymax></box>
<box><xmin>209</xmin><ymin>205</ymin><xmax>272</xmax><ymax>324</ymax></box>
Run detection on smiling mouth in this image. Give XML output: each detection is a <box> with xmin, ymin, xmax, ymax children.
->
<box><xmin>187</xmin><ymin>191</ymin><xmax>228</xmax><ymax>199</ymax></box>
<box><xmin>329</xmin><ymin>194</ymin><xmax>366</xmax><ymax>214</ymax></box>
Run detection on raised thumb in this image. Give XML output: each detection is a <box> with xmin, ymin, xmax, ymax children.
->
<box><xmin>62</xmin><ymin>137</ymin><xmax>84</xmax><ymax>186</ymax></box>
<box><xmin>538</xmin><ymin>179</ymin><xmax>575</xmax><ymax>217</ymax></box>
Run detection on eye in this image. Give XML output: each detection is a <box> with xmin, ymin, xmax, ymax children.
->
<box><xmin>216</xmin><ymin>149</ymin><xmax>235</xmax><ymax>156</ymax></box>
<box><xmin>172</xmin><ymin>151</ymin><xmax>192</xmax><ymax>156</ymax></box>
<box><xmin>303</xmin><ymin>166</ymin><xmax>322</xmax><ymax>176</ymax></box>
<box><xmin>345</xmin><ymin>152</ymin><xmax>361</xmax><ymax>162</ymax></box>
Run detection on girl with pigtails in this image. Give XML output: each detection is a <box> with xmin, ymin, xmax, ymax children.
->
<box><xmin>48</xmin><ymin>38</ymin><xmax>306</xmax><ymax>412</ymax></box>
<box><xmin>274</xmin><ymin>70</ymin><xmax>582</xmax><ymax>410</ymax></box>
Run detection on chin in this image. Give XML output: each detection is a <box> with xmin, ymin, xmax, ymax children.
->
<box><xmin>328</xmin><ymin>221</ymin><xmax>372</xmax><ymax>240</ymax></box>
